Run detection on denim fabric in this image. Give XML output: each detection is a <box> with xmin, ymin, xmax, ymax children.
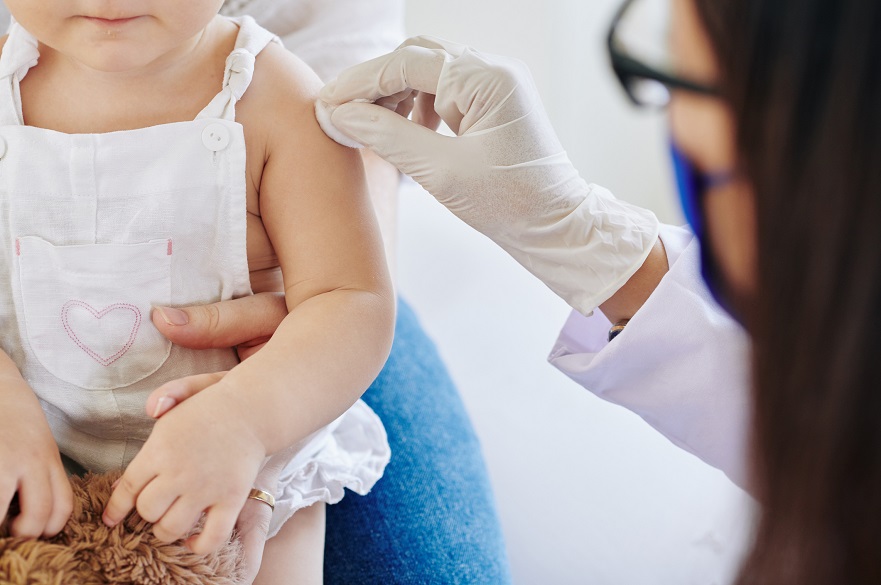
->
<box><xmin>324</xmin><ymin>299</ymin><xmax>512</xmax><ymax>584</ymax></box>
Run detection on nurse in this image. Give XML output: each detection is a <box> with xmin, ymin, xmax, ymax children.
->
<box><xmin>156</xmin><ymin>0</ymin><xmax>881</xmax><ymax>582</ymax></box>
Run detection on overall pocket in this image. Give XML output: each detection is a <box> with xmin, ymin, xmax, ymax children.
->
<box><xmin>17</xmin><ymin>236</ymin><xmax>172</xmax><ymax>390</ymax></box>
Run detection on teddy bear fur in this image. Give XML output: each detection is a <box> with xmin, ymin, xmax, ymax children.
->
<box><xmin>0</xmin><ymin>471</ymin><xmax>245</xmax><ymax>585</ymax></box>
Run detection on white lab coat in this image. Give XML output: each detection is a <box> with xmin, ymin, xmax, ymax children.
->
<box><xmin>549</xmin><ymin>224</ymin><xmax>752</xmax><ymax>490</ymax></box>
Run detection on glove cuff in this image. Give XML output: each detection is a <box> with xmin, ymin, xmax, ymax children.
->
<box><xmin>498</xmin><ymin>183</ymin><xmax>661</xmax><ymax>316</ymax></box>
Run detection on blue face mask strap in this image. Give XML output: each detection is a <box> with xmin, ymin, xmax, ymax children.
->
<box><xmin>704</xmin><ymin>171</ymin><xmax>736</xmax><ymax>188</ymax></box>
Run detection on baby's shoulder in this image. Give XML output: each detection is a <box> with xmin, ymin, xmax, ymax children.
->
<box><xmin>253</xmin><ymin>42</ymin><xmax>323</xmax><ymax>101</ymax></box>
<box><xmin>237</xmin><ymin>41</ymin><xmax>323</xmax><ymax>139</ymax></box>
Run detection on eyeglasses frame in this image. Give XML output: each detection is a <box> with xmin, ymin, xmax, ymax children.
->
<box><xmin>607</xmin><ymin>0</ymin><xmax>720</xmax><ymax>106</ymax></box>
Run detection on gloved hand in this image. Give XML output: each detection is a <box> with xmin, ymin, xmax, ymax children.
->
<box><xmin>318</xmin><ymin>36</ymin><xmax>660</xmax><ymax>314</ymax></box>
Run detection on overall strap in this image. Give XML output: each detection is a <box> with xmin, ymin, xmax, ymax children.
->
<box><xmin>196</xmin><ymin>16</ymin><xmax>281</xmax><ymax>121</ymax></box>
<box><xmin>0</xmin><ymin>19</ymin><xmax>39</xmax><ymax>126</ymax></box>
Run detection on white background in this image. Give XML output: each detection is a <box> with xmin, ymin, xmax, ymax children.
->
<box><xmin>397</xmin><ymin>1</ymin><xmax>755</xmax><ymax>583</ymax></box>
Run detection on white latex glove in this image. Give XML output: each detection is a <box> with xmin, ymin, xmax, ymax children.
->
<box><xmin>318</xmin><ymin>36</ymin><xmax>660</xmax><ymax>314</ymax></box>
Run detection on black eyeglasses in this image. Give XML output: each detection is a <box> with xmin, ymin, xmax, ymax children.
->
<box><xmin>607</xmin><ymin>0</ymin><xmax>719</xmax><ymax>108</ymax></box>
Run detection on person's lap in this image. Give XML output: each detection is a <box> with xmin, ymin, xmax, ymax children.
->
<box><xmin>323</xmin><ymin>299</ymin><xmax>512</xmax><ymax>584</ymax></box>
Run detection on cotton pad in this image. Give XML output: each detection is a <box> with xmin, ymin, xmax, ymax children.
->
<box><xmin>315</xmin><ymin>99</ymin><xmax>365</xmax><ymax>149</ymax></box>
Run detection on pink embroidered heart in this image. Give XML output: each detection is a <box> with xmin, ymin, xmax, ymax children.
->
<box><xmin>61</xmin><ymin>300</ymin><xmax>142</xmax><ymax>367</ymax></box>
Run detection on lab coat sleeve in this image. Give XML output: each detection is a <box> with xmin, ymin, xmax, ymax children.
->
<box><xmin>548</xmin><ymin>224</ymin><xmax>752</xmax><ymax>491</ymax></box>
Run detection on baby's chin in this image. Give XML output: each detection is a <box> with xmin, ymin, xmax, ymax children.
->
<box><xmin>48</xmin><ymin>27</ymin><xmax>206</xmax><ymax>76</ymax></box>
<box><xmin>59</xmin><ymin>46</ymin><xmax>178</xmax><ymax>75</ymax></box>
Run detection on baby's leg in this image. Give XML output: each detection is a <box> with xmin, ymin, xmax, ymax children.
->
<box><xmin>254</xmin><ymin>502</ymin><xmax>326</xmax><ymax>585</ymax></box>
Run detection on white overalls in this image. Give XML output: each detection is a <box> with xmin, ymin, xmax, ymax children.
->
<box><xmin>0</xmin><ymin>16</ymin><xmax>389</xmax><ymax>538</ymax></box>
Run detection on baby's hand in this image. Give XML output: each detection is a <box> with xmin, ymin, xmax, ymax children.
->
<box><xmin>146</xmin><ymin>373</ymin><xmax>278</xmax><ymax>581</ymax></box>
<box><xmin>0</xmin><ymin>383</ymin><xmax>73</xmax><ymax>538</ymax></box>
<box><xmin>102</xmin><ymin>383</ymin><xmax>266</xmax><ymax>554</ymax></box>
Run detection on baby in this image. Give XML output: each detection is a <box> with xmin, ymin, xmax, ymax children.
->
<box><xmin>0</xmin><ymin>1</ymin><xmax>395</xmax><ymax>583</ymax></box>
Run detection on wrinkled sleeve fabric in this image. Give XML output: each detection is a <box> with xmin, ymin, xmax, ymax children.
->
<box><xmin>225</xmin><ymin>0</ymin><xmax>405</xmax><ymax>82</ymax></box>
<box><xmin>548</xmin><ymin>224</ymin><xmax>752</xmax><ymax>490</ymax></box>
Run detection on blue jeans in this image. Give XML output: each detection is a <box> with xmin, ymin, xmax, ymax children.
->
<box><xmin>324</xmin><ymin>299</ymin><xmax>512</xmax><ymax>584</ymax></box>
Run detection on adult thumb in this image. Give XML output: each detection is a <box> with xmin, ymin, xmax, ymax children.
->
<box><xmin>330</xmin><ymin>101</ymin><xmax>448</xmax><ymax>180</ymax></box>
<box><xmin>152</xmin><ymin>293</ymin><xmax>287</xmax><ymax>350</ymax></box>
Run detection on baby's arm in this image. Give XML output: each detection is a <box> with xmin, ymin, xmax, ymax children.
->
<box><xmin>104</xmin><ymin>45</ymin><xmax>394</xmax><ymax>553</ymax></box>
<box><xmin>224</xmin><ymin>47</ymin><xmax>395</xmax><ymax>455</ymax></box>
<box><xmin>0</xmin><ymin>349</ymin><xmax>73</xmax><ymax>537</ymax></box>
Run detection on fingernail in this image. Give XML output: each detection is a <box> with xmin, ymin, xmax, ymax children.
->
<box><xmin>152</xmin><ymin>396</ymin><xmax>177</xmax><ymax>418</ymax></box>
<box><xmin>111</xmin><ymin>478</ymin><xmax>120</xmax><ymax>489</ymax></box>
<box><xmin>102</xmin><ymin>513</ymin><xmax>118</xmax><ymax>528</ymax></box>
<box><xmin>155</xmin><ymin>306</ymin><xmax>189</xmax><ymax>326</ymax></box>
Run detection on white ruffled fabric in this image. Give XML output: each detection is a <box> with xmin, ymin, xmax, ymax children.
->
<box><xmin>265</xmin><ymin>400</ymin><xmax>390</xmax><ymax>538</ymax></box>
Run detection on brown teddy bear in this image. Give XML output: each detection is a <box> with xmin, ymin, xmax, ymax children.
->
<box><xmin>0</xmin><ymin>471</ymin><xmax>245</xmax><ymax>585</ymax></box>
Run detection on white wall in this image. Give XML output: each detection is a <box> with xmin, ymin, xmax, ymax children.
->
<box><xmin>397</xmin><ymin>1</ymin><xmax>755</xmax><ymax>583</ymax></box>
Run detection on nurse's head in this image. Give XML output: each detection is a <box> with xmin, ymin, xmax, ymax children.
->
<box><xmin>612</xmin><ymin>0</ymin><xmax>881</xmax><ymax>583</ymax></box>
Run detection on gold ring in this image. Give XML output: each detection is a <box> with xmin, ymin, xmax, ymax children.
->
<box><xmin>247</xmin><ymin>488</ymin><xmax>275</xmax><ymax>511</ymax></box>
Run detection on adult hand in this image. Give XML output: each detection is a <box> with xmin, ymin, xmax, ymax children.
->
<box><xmin>0</xmin><ymin>380</ymin><xmax>73</xmax><ymax>538</ymax></box>
<box><xmin>234</xmin><ymin>487</ymin><xmax>275</xmax><ymax>584</ymax></box>
<box><xmin>152</xmin><ymin>293</ymin><xmax>288</xmax><ymax>360</ymax></box>
<box><xmin>318</xmin><ymin>36</ymin><xmax>660</xmax><ymax>314</ymax></box>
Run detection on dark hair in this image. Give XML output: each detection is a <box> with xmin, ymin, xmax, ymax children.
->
<box><xmin>692</xmin><ymin>0</ymin><xmax>881</xmax><ymax>583</ymax></box>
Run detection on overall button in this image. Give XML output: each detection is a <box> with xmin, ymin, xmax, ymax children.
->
<box><xmin>202</xmin><ymin>124</ymin><xmax>230</xmax><ymax>152</ymax></box>
<box><xmin>0</xmin><ymin>136</ymin><xmax>8</xmax><ymax>159</ymax></box>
